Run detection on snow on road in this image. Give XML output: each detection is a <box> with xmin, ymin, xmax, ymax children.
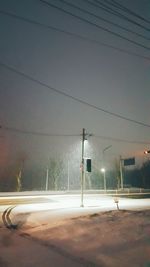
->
<box><xmin>1</xmin><ymin>195</ymin><xmax>150</xmax><ymax>267</ymax></box>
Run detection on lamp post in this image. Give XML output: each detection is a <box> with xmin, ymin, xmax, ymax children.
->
<box><xmin>101</xmin><ymin>145</ymin><xmax>112</xmax><ymax>191</ymax></box>
<box><xmin>120</xmin><ymin>156</ymin><xmax>123</xmax><ymax>189</ymax></box>
<box><xmin>46</xmin><ymin>166</ymin><xmax>49</xmax><ymax>191</ymax></box>
<box><xmin>101</xmin><ymin>168</ymin><xmax>106</xmax><ymax>191</ymax></box>
<box><xmin>67</xmin><ymin>160</ymin><xmax>70</xmax><ymax>191</ymax></box>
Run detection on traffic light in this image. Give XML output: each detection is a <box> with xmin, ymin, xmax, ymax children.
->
<box><xmin>144</xmin><ymin>150</ymin><xmax>150</xmax><ymax>154</ymax></box>
<box><xmin>86</xmin><ymin>158</ymin><xmax>91</xmax><ymax>172</ymax></box>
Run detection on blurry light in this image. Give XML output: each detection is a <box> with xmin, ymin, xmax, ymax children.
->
<box><xmin>101</xmin><ymin>168</ymin><xmax>105</xmax><ymax>173</ymax></box>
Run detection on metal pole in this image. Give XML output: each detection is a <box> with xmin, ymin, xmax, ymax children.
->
<box><xmin>102</xmin><ymin>145</ymin><xmax>112</xmax><ymax>191</ymax></box>
<box><xmin>104</xmin><ymin>171</ymin><xmax>106</xmax><ymax>191</ymax></box>
<box><xmin>120</xmin><ymin>156</ymin><xmax>123</xmax><ymax>189</ymax></box>
<box><xmin>67</xmin><ymin>160</ymin><xmax>70</xmax><ymax>191</ymax></box>
<box><xmin>46</xmin><ymin>167</ymin><xmax>49</xmax><ymax>191</ymax></box>
<box><xmin>81</xmin><ymin>128</ymin><xmax>85</xmax><ymax>207</ymax></box>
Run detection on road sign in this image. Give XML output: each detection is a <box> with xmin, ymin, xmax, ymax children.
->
<box><xmin>124</xmin><ymin>157</ymin><xmax>135</xmax><ymax>166</ymax></box>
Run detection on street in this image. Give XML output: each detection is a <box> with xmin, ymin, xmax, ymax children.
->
<box><xmin>0</xmin><ymin>193</ymin><xmax>150</xmax><ymax>267</ymax></box>
<box><xmin>0</xmin><ymin>193</ymin><xmax>150</xmax><ymax>227</ymax></box>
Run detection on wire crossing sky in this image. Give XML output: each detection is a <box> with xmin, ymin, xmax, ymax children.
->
<box><xmin>39</xmin><ymin>0</ymin><xmax>150</xmax><ymax>51</ymax></box>
<box><xmin>0</xmin><ymin>8</ymin><xmax>149</xmax><ymax>60</ymax></box>
<box><xmin>0</xmin><ymin>0</ymin><xmax>150</xmax><ymax>162</ymax></box>
<box><xmin>0</xmin><ymin>60</ymin><xmax>150</xmax><ymax>128</ymax></box>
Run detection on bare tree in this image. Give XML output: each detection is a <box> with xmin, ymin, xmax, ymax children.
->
<box><xmin>48</xmin><ymin>158</ymin><xmax>65</xmax><ymax>190</ymax></box>
<box><xmin>16</xmin><ymin>151</ymin><xmax>28</xmax><ymax>191</ymax></box>
<box><xmin>113</xmin><ymin>158</ymin><xmax>121</xmax><ymax>189</ymax></box>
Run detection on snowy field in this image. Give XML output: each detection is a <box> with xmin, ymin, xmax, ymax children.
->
<box><xmin>0</xmin><ymin>195</ymin><xmax>150</xmax><ymax>267</ymax></box>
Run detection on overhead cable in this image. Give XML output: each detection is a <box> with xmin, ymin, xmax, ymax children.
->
<box><xmin>92</xmin><ymin>0</ymin><xmax>150</xmax><ymax>32</ymax></box>
<box><xmin>39</xmin><ymin>0</ymin><xmax>150</xmax><ymax>51</ymax></box>
<box><xmin>94</xmin><ymin>135</ymin><xmax>150</xmax><ymax>145</ymax></box>
<box><xmin>61</xmin><ymin>0</ymin><xmax>150</xmax><ymax>41</ymax></box>
<box><xmin>0</xmin><ymin>125</ymin><xmax>79</xmax><ymax>137</ymax></box>
<box><xmin>107</xmin><ymin>0</ymin><xmax>150</xmax><ymax>24</ymax></box>
<box><xmin>0</xmin><ymin>9</ymin><xmax>150</xmax><ymax>60</ymax></box>
<box><xmin>0</xmin><ymin>60</ymin><xmax>150</xmax><ymax>128</ymax></box>
<box><xmin>1</xmin><ymin>125</ymin><xmax>150</xmax><ymax>145</ymax></box>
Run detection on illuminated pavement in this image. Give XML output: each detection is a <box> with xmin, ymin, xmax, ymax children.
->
<box><xmin>0</xmin><ymin>194</ymin><xmax>150</xmax><ymax>224</ymax></box>
<box><xmin>0</xmin><ymin>194</ymin><xmax>116</xmax><ymax>211</ymax></box>
<box><xmin>0</xmin><ymin>193</ymin><xmax>150</xmax><ymax>267</ymax></box>
<box><xmin>0</xmin><ymin>193</ymin><xmax>150</xmax><ymax>210</ymax></box>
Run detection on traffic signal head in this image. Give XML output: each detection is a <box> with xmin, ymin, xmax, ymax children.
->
<box><xmin>144</xmin><ymin>150</ymin><xmax>150</xmax><ymax>154</ymax></box>
<box><xmin>86</xmin><ymin>158</ymin><xmax>92</xmax><ymax>172</ymax></box>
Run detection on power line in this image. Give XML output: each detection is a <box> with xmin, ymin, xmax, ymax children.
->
<box><xmin>1</xmin><ymin>60</ymin><xmax>150</xmax><ymax>128</ymax></box>
<box><xmin>92</xmin><ymin>0</ymin><xmax>150</xmax><ymax>32</ymax></box>
<box><xmin>0</xmin><ymin>9</ymin><xmax>150</xmax><ymax>60</ymax></box>
<box><xmin>108</xmin><ymin>0</ymin><xmax>150</xmax><ymax>24</ymax></box>
<box><xmin>39</xmin><ymin>0</ymin><xmax>150</xmax><ymax>51</ymax></box>
<box><xmin>89</xmin><ymin>0</ymin><xmax>137</xmax><ymax>24</ymax></box>
<box><xmin>87</xmin><ymin>0</ymin><xmax>150</xmax><ymax>30</ymax></box>
<box><xmin>1</xmin><ymin>125</ymin><xmax>149</xmax><ymax>145</ymax></box>
<box><xmin>0</xmin><ymin>125</ymin><xmax>80</xmax><ymax>137</ymax></box>
<box><xmin>94</xmin><ymin>135</ymin><xmax>150</xmax><ymax>145</ymax></box>
<box><xmin>61</xmin><ymin>0</ymin><xmax>150</xmax><ymax>41</ymax></box>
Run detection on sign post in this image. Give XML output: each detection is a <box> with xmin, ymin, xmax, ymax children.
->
<box><xmin>120</xmin><ymin>157</ymin><xmax>135</xmax><ymax>189</ymax></box>
<box><xmin>120</xmin><ymin>156</ymin><xmax>123</xmax><ymax>189</ymax></box>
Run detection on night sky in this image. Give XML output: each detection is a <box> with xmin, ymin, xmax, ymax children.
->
<box><xmin>0</xmin><ymin>0</ymin><xmax>150</xmax><ymax>168</ymax></box>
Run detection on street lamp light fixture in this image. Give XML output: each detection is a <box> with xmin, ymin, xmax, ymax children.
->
<box><xmin>101</xmin><ymin>168</ymin><xmax>105</xmax><ymax>173</ymax></box>
<box><xmin>103</xmin><ymin>145</ymin><xmax>112</xmax><ymax>154</ymax></box>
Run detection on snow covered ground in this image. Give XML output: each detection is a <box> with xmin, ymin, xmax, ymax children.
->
<box><xmin>0</xmin><ymin>195</ymin><xmax>150</xmax><ymax>267</ymax></box>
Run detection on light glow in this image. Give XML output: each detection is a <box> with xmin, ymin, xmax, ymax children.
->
<box><xmin>101</xmin><ymin>168</ymin><xmax>105</xmax><ymax>173</ymax></box>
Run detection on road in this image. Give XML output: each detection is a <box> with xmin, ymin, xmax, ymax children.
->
<box><xmin>0</xmin><ymin>193</ymin><xmax>150</xmax><ymax>226</ymax></box>
<box><xmin>0</xmin><ymin>193</ymin><xmax>150</xmax><ymax>267</ymax></box>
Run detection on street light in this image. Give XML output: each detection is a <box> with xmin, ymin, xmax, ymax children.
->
<box><xmin>102</xmin><ymin>145</ymin><xmax>112</xmax><ymax>157</ymax></box>
<box><xmin>45</xmin><ymin>166</ymin><xmax>49</xmax><ymax>191</ymax></box>
<box><xmin>67</xmin><ymin>160</ymin><xmax>70</xmax><ymax>191</ymax></box>
<box><xmin>101</xmin><ymin>167</ymin><xmax>106</xmax><ymax>191</ymax></box>
<box><xmin>101</xmin><ymin>145</ymin><xmax>112</xmax><ymax>191</ymax></box>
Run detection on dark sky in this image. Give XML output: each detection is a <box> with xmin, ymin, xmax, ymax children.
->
<box><xmin>0</xmin><ymin>0</ymin><xmax>150</xmax><ymax>167</ymax></box>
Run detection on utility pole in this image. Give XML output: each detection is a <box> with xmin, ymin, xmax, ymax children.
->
<box><xmin>46</xmin><ymin>166</ymin><xmax>49</xmax><ymax>191</ymax></box>
<box><xmin>120</xmin><ymin>156</ymin><xmax>123</xmax><ymax>189</ymax></box>
<box><xmin>81</xmin><ymin>128</ymin><xmax>85</xmax><ymax>207</ymax></box>
<box><xmin>104</xmin><ymin>170</ymin><xmax>106</xmax><ymax>191</ymax></box>
<box><xmin>67</xmin><ymin>160</ymin><xmax>70</xmax><ymax>191</ymax></box>
<box><xmin>80</xmin><ymin>128</ymin><xmax>92</xmax><ymax>207</ymax></box>
<box><xmin>101</xmin><ymin>168</ymin><xmax>106</xmax><ymax>191</ymax></box>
